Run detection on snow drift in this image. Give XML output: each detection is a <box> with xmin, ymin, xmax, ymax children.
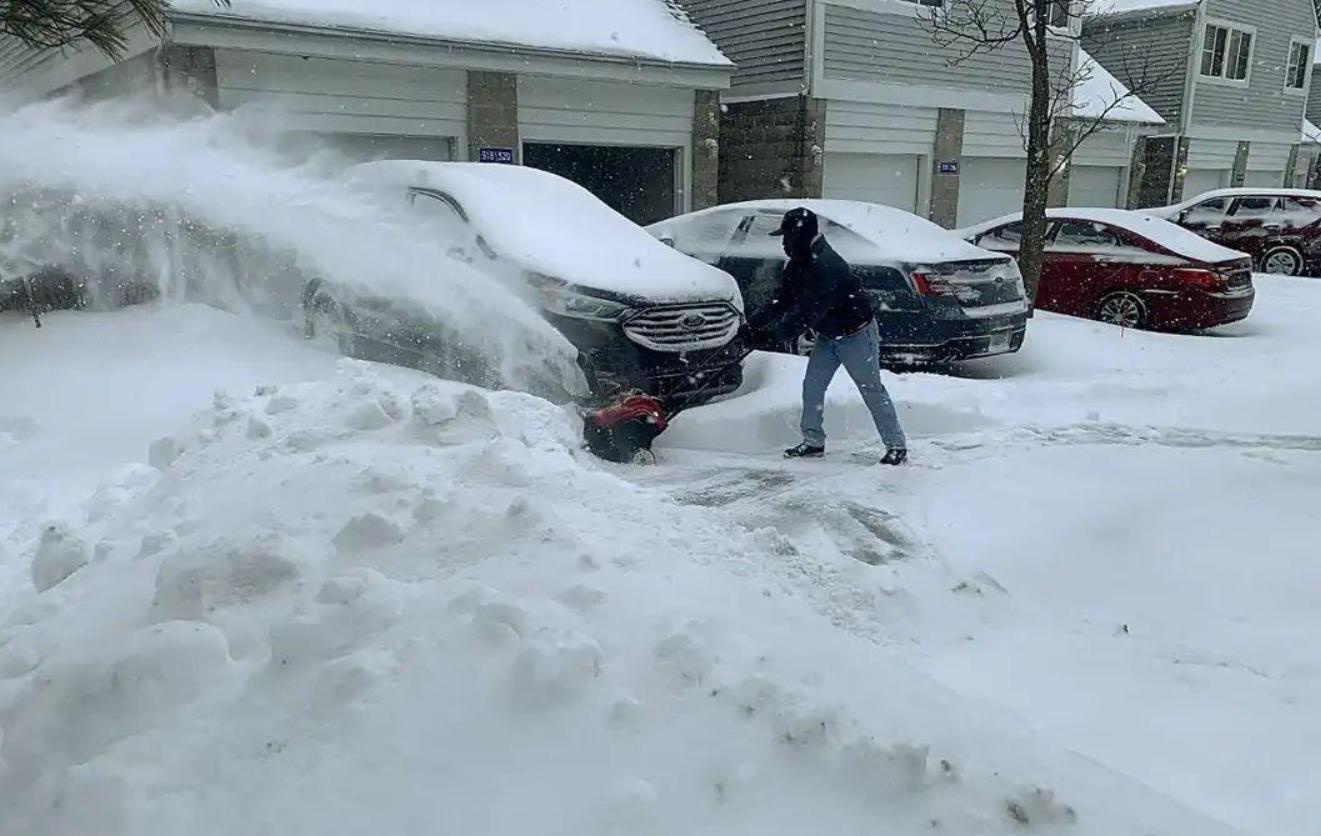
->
<box><xmin>0</xmin><ymin>95</ymin><xmax>585</xmax><ymax>401</ymax></box>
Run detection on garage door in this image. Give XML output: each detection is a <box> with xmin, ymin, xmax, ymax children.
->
<box><xmin>1182</xmin><ymin>169</ymin><xmax>1229</xmax><ymax>201</ymax></box>
<box><xmin>1069</xmin><ymin>165</ymin><xmax>1123</xmax><ymax>208</ymax></box>
<box><xmin>822</xmin><ymin>153</ymin><xmax>921</xmax><ymax>213</ymax></box>
<box><xmin>523</xmin><ymin>143</ymin><xmax>677</xmax><ymax>226</ymax></box>
<box><xmin>958</xmin><ymin>158</ymin><xmax>1027</xmax><ymax>226</ymax></box>
<box><xmin>1244</xmin><ymin>169</ymin><xmax>1283</xmax><ymax>188</ymax></box>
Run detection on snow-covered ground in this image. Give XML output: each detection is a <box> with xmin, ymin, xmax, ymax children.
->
<box><xmin>2</xmin><ymin>277</ymin><xmax>1317</xmax><ymax>835</ymax></box>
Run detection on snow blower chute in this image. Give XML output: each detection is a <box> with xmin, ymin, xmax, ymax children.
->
<box><xmin>580</xmin><ymin>340</ymin><xmax>754</xmax><ymax>465</ymax></box>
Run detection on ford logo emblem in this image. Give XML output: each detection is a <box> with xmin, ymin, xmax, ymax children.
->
<box><xmin>681</xmin><ymin>312</ymin><xmax>707</xmax><ymax>328</ymax></box>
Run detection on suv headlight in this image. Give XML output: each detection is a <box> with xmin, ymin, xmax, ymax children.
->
<box><xmin>531</xmin><ymin>276</ymin><xmax>632</xmax><ymax>321</ymax></box>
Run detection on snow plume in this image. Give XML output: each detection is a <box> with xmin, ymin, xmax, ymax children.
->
<box><xmin>0</xmin><ymin>95</ymin><xmax>586</xmax><ymax>402</ymax></box>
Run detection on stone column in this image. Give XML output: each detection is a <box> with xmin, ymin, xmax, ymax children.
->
<box><xmin>928</xmin><ymin>108</ymin><xmax>965</xmax><ymax>228</ymax></box>
<box><xmin>1124</xmin><ymin>136</ymin><xmax>1148</xmax><ymax>209</ymax></box>
<box><xmin>692</xmin><ymin>90</ymin><xmax>721</xmax><ymax>211</ymax></box>
<box><xmin>717</xmin><ymin>95</ymin><xmax>827</xmax><ymax>203</ymax></box>
<box><xmin>467</xmin><ymin>71</ymin><xmax>519</xmax><ymax>164</ymax></box>
<box><xmin>1047</xmin><ymin>122</ymin><xmax>1079</xmax><ymax>209</ymax></box>
<box><xmin>1230</xmin><ymin>140</ymin><xmax>1250</xmax><ymax>188</ymax></box>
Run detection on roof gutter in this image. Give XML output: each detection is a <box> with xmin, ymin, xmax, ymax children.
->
<box><xmin>164</xmin><ymin>11</ymin><xmax>735</xmax><ymax>74</ymax></box>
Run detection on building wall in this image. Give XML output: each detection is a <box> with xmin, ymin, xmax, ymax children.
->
<box><xmin>718</xmin><ymin>96</ymin><xmax>825</xmax><ymax>202</ymax></box>
<box><xmin>1081</xmin><ymin>11</ymin><xmax>1195</xmax><ymax>128</ymax></box>
<box><xmin>678</xmin><ymin>0</ymin><xmax>806</xmax><ymax>92</ymax></box>
<box><xmin>1308</xmin><ymin>63</ymin><xmax>1321</xmax><ymax>124</ymax></box>
<box><xmin>1189</xmin><ymin>0</ymin><xmax>1317</xmax><ymax>134</ymax></box>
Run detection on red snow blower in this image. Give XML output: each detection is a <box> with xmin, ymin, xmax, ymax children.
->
<box><xmin>581</xmin><ymin>341</ymin><xmax>754</xmax><ymax>465</ymax></box>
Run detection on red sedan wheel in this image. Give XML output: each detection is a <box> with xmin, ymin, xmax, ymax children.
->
<box><xmin>1096</xmin><ymin>292</ymin><xmax>1148</xmax><ymax>330</ymax></box>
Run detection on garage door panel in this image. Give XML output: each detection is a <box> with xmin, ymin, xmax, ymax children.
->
<box><xmin>1069</xmin><ymin>165</ymin><xmax>1123</xmax><ymax>208</ymax></box>
<box><xmin>1243</xmin><ymin>169</ymin><xmax>1283</xmax><ymax>188</ymax></box>
<box><xmin>958</xmin><ymin>158</ymin><xmax>1027</xmax><ymax>226</ymax></box>
<box><xmin>823</xmin><ymin>153</ymin><xmax>921</xmax><ymax>213</ymax></box>
<box><xmin>1183</xmin><ymin>169</ymin><xmax>1229</xmax><ymax>200</ymax></box>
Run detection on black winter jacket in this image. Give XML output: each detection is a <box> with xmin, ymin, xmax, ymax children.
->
<box><xmin>763</xmin><ymin>236</ymin><xmax>873</xmax><ymax>342</ymax></box>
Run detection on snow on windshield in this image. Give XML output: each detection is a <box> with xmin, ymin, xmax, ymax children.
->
<box><xmin>0</xmin><ymin>96</ymin><xmax>586</xmax><ymax>402</ymax></box>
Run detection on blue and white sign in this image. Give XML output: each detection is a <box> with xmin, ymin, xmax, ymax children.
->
<box><xmin>478</xmin><ymin>147</ymin><xmax>516</xmax><ymax>164</ymax></box>
<box><xmin>938</xmin><ymin>160</ymin><xmax>960</xmax><ymax>176</ymax></box>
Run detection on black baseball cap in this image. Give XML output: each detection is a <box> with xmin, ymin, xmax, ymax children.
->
<box><xmin>769</xmin><ymin>207</ymin><xmax>819</xmax><ymax>238</ymax></box>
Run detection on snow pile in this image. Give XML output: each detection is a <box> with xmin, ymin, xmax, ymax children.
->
<box><xmin>169</xmin><ymin>0</ymin><xmax>731</xmax><ymax>66</ymax></box>
<box><xmin>0</xmin><ymin>96</ymin><xmax>585</xmax><ymax>401</ymax></box>
<box><xmin>0</xmin><ymin>354</ymin><xmax>1244</xmax><ymax>836</ymax></box>
<box><xmin>1087</xmin><ymin>0</ymin><xmax>1200</xmax><ymax>18</ymax></box>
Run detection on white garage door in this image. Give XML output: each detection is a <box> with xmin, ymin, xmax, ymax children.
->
<box><xmin>822</xmin><ymin>153</ymin><xmax>921</xmax><ymax>213</ymax></box>
<box><xmin>1244</xmin><ymin>169</ymin><xmax>1283</xmax><ymax>188</ymax></box>
<box><xmin>317</xmin><ymin>134</ymin><xmax>453</xmax><ymax>162</ymax></box>
<box><xmin>1183</xmin><ymin>169</ymin><xmax>1229</xmax><ymax>201</ymax></box>
<box><xmin>1069</xmin><ymin>165</ymin><xmax>1123</xmax><ymax>208</ymax></box>
<box><xmin>958</xmin><ymin>158</ymin><xmax>1027</xmax><ymax>226</ymax></box>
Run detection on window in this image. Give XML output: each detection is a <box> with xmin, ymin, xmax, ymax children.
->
<box><xmin>977</xmin><ymin>222</ymin><xmax>1023</xmax><ymax>250</ymax></box>
<box><xmin>1181</xmin><ymin>197</ymin><xmax>1229</xmax><ymax>226</ymax></box>
<box><xmin>1051</xmin><ymin>220</ymin><xmax>1123</xmax><ymax>250</ymax></box>
<box><xmin>1281</xmin><ymin>197</ymin><xmax>1321</xmax><ymax>226</ymax></box>
<box><xmin>1040</xmin><ymin>0</ymin><xmax>1072</xmax><ymax>28</ymax></box>
<box><xmin>1286</xmin><ymin>40</ymin><xmax>1311</xmax><ymax>91</ymax></box>
<box><xmin>1200</xmin><ymin>23</ymin><xmax>1253</xmax><ymax>82</ymax></box>
<box><xmin>1229</xmin><ymin>196</ymin><xmax>1281</xmax><ymax>219</ymax></box>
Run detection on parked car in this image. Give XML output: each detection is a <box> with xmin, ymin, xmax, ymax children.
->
<box><xmin>1144</xmin><ymin>188</ymin><xmax>1321</xmax><ymax>277</ymax></box>
<box><xmin>313</xmin><ymin>162</ymin><xmax>747</xmax><ymax>402</ymax></box>
<box><xmin>961</xmin><ymin>208</ymin><xmax>1255</xmax><ymax>331</ymax></box>
<box><xmin>647</xmin><ymin>200</ymin><xmax>1028</xmax><ymax>364</ymax></box>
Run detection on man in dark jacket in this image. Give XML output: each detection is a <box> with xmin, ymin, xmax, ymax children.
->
<box><xmin>763</xmin><ymin>207</ymin><xmax>907</xmax><ymax>465</ymax></box>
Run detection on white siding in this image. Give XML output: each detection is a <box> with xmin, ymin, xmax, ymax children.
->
<box><xmin>823</xmin><ymin>101</ymin><xmax>939</xmax><ymax>156</ymax></box>
<box><xmin>1072</xmin><ymin>128</ymin><xmax>1137</xmax><ymax>168</ymax></box>
<box><xmin>517</xmin><ymin>77</ymin><xmax>694</xmax><ymax>147</ymax></box>
<box><xmin>214</xmin><ymin>51</ymin><xmax>467</xmax><ymax>142</ymax></box>
<box><xmin>962</xmin><ymin>111</ymin><xmax>1027</xmax><ymax>158</ymax></box>
<box><xmin>1246</xmin><ymin>140</ymin><xmax>1293</xmax><ymax>171</ymax></box>
<box><xmin>1243</xmin><ymin>169</ymin><xmax>1284</xmax><ymax>186</ymax></box>
<box><xmin>1184</xmin><ymin>168</ymin><xmax>1231</xmax><ymax>196</ymax></box>
<box><xmin>1186</xmin><ymin>138</ymin><xmax>1239</xmax><ymax>169</ymax></box>
<box><xmin>822</xmin><ymin>153</ymin><xmax>922</xmax><ymax>213</ymax></box>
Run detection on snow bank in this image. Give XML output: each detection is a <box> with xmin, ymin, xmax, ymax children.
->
<box><xmin>0</xmin><ymin>356</ymin><xmax>1244</xmax><ymax>836</ymax></box>
<box><xmin>350</xmin><ymin>161</ymin><xmax>740</xmax><ymax>304</ymax></box>
<box><xmin>168</xmin><ymin>0</ymin><xmax>731</xmax><ymax>66</ymax></box>
<box><xmin>0</xmin><ymin>96</ymin><xmax>585</xmax><ymax>401</ymax></box>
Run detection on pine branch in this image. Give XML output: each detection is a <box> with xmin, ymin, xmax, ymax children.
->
<box><xmin>0</xmin><ymin>0</ymin><xmax>229</xmax><ymax>60</ymax></box>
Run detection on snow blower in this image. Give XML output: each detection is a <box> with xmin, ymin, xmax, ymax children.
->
<box><xmin>581</xmin><ymin>340</ymin><xmax>754</xmax><ymax>465</ymax></box>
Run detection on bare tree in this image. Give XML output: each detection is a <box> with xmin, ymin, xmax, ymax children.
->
<box><xmin>1</xmin><ymin>0</ymin><xmax>228</xmax><ymax>60</ymax></box>
<box><xmin>925</xmin><ymin>0</ymin><xmax>1168</xmax><ymax>302</ymax></box>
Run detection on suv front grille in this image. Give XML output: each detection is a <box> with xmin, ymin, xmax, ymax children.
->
<box><xmin>623</xmin><ymin>302</ymin><xmax>741</xmax><ymax>352</ymax></box>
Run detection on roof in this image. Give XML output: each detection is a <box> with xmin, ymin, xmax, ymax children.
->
<box><xmin>685</xmin><ymin>199</ymin><xmax>1004</xmax><ymax>264</ymax></box>
<box><xmin>1167</xmin><ymin>186</ymin><xmax>1321</xmax><ymax>208</ymax></box>
<box><xmin>1306</xmin><ymin>119</ymin><xmax>1321</xmax><ymax>143</ymax></box>
<box><xmin>168</xmin><ymin>0</ymin><xmax>732</xmax><ymax>67</ymax></box>
<box><xmin>960</xmin><ymin>207</ymin><xmax>1247</xmax><ymax>264</ymax></box>
<box><xmin>1073</xmin><ymin>49</ymin><xmax>1164</xmax><ymax>124</ymax></box>
<box><xmin>1086</xmin><ymin>0</ymin><xmax>1200</xmax><ymax>19</ymax></box>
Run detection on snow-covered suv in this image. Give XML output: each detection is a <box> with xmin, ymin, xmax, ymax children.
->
<box><xmin>306</xmin><ymin>162</ymin><xmax>747</xmax><ymax>401</ymax></box>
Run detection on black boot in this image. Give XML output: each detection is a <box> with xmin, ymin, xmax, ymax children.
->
<box><xmin>880</xmin><ymin>448</ymin><xmax>908</xmax><ymax>466</ymax></box>
<box><xmin>784</xmin><ymin>442</ymin><xmax>825</xmax><ymax>459</ymax></box>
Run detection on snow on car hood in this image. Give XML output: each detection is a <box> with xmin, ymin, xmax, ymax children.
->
<box><xmin>349</xmin><ymin>162</ymin><xmax>740</xmax><ymax>307</ymax></box>
<box><xmin>960</xmin><ymin>208</ymin><xmax>1249</xmax><ymax>264</ymax></box>
<box><xmin>659</xmin><ymin>199</ymin><xmax>1009</xmax><ymax>265</ymax></box>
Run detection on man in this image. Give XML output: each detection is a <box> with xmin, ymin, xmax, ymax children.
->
<box><xmin>763</xmin><ymin>207</ymin><xmax>908</xmax><ymax>466</ymax></box>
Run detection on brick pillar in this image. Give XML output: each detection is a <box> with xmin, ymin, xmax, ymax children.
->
<box><xmin>1124</xmin><ymin>136</ymin><xmax>1148</xmax><ymax>209</ymax></box>
<box><xmin>156</xmin><ymin>45</ymin><xmax>219</xmax><ymax>109</ymax></box>
<box><xmin>1230</xmin><ymin>140</ymin><xmax>1250</xmax><ymax>188</ymax></box>
<box><xmin>717</xmin><ymin>95</ymin><xmax>826</xmax><ymax>203</ymax></box>
<box><xmin>1047</xmin><ymin>122</ymin><xmax>1079</xmax><ymax>209</ymax></box>
<box><xmin>1130</xmin><ymin>135</ymin><xmax>1188</xmax><ymax>208</ymax></box>
<box><xmin>1170</xmin><ymin>136</ymin><xmax>1191</xmax><ymax>203</ymax></box>
<box><xmin>467</xmin><ymin>71</ymin><xmax>519</xmax><ymax>164</ymax></box>
<box><xmin>928</xmin><ymin>108</ymin><xmax>964</xmax><ymax>228</ymax></box>
<box><xmin>692</xmin><ymin>90</ymin><xmax>721</xmax><ymax>211</ymax></box>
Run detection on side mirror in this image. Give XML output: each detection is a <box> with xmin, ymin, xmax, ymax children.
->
<box><xmin>658</xmin><ymin>235</ymin><xmax>676</xmax><ymax>249</ymax></box>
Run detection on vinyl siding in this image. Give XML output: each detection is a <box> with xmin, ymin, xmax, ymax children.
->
<box><xmin>1190</xmin><ymin>0</ymin><xmax>1318</xmax><ymax>134</ymax></box>
<box><xmin>1082</xmin><ymin>11</ymin><xmax>1195</xmax><ymax>128</ymax></box>
<box><xmin>823</xmin><ymin>100</ymin><xmax>939</xmax><ymax>156</ymax></box>
<box><xmin>1246</xmin><ymin>139</ymin><xmax>1294</xmax><ymax>170</ymax></box>
<box><xmin>518</xmin><ymin>77</ymin><xmax>695</xmax><ymax>148</ymax></box>
<box><xmin>821</xmin><ymin>1</ymin><xmax>1072</xmax><ymax>97</ymax></box>
<box><xmin>679</xmin><ymin>0</ymin><xmax>806</xmax><ymax>88</ymax></box>
<box><xmin>214</xmin><ymin>51</ymin><xmax>467</xmax><ymax>140</ymax></box>
<box><xmin>1071</xmin><ymin>125</ymin><xmax>1139</xmax><ymax>167</ymax></box>
<box><xmin>963</xmin><ymin>110</ymin><xmax>1028</xmax><ymax>158</ymax></box>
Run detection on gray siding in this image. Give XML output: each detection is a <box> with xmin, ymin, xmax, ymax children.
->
<box><xmin>1082</xmin><ymin>12</ymin><xmax>1195</xmax><ymax>128</ymax></box>
<box><xmin>679</xmin><ymin>0</ymin><xmax>806</xmax><ymax>88</ymax></box>
<box><xmin>0</xmin><ymin>36</ymin><xmax>47</xmax><ymax>89</ymax></box>
<box><xmin>1309</xmin><ymin>69</ymin><xmax>1321</xmax><ymax>125</ymax></box>
<box><xmin>1190</xmin><ymin>0</ymin><xmax>1318</xmax><ymax>134</ymax></box>
<box><xmin>821</xmin><ymin>1</ymin><xmax>1071</xmax><ymax>96</ymax></box>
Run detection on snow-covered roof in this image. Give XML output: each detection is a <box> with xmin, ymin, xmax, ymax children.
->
<box><xmin>349</xmin><ymin>161</ymin><xmax>739</xmax><ymax>305</ymax></box>
<box><xmin>168</xmin><ymin>0</ymin><xmax>731</xmax><ymax>67</ymax></box>
<box><xmin>959</xmin><ymin>207</ymin><xmax>1248</xmax><ymax>264</ymax></box>
<box><xmin>668</xmin><ymin>199</ymin><xmax>1005</xmax><ymax>264</ymax></box>
<box><xmin>1074</xmin><ymin>49</ymin><xmax>1164</xmax><ymax>124</ymax></box>
<box><xmin>1306</xmin><ymin>119</ymin><xmax>1321</xmax><ymax>143</ymax></box>
<box><xmin>1159</xmin><ymin>187</ymin><xmax>1321</xmax><ymax>211</ymax></box>
<box><xmin>1087</xmin><ymin>0</ymin><xmax>1200</xmax><ymax>19</ymax></box>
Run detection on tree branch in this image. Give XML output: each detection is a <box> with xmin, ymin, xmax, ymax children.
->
<box><xmin>0</xmin><ymin>0</ymin><xmax>229</xmax><ymax>60</ymax></box>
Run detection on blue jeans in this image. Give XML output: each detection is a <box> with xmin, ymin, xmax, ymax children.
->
<box><xmin>801</xmin><ymin>320</ymin><xmax>907</xmax><ymax>450</ymax></box>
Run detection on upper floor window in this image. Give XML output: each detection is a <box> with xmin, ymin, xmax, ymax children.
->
<box><xmin>1040</xmin><ymin>0</ymin><xmax>1073</xmax><ymax>28</ymax></box>
<box><xmin>1286</xmin><ymin>40</ymin><xmax>1311</xmax><ymax>91</ymax></box>
<box><xmin>1200</xmin><ymin>23</ymin><xmax>1253</xmax><ymax>83</ymax></box>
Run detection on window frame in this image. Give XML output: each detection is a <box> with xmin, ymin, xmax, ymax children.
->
<box><xmin>1198</xmin><ymin>20</ymin><xmax>1256</xmax><ymax>88</ymax></box>
<box><xmin>1284</xmin><ymin>37</ymin><xmax>1313</xmax><ymax>95</ymax></box>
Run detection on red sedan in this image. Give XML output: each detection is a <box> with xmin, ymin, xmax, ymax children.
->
<box><xmin>961</xmin><ymin>208</ymin><xmax>1255</xmax><ymax>331</ymax></box>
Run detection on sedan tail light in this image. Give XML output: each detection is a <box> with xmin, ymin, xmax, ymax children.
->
<box><xmin>1171</xmin><ymin>268</ymin><xmax>1224</xmax><ymax>290</ymax></box>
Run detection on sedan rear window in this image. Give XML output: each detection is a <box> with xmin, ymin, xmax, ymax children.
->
<box><xmin>979</xmin><ymin>222</ymin><xmax>1023</xmax><ymax>248</ymax></box>
<box><xmin>1052</xmin><ymin>220</ymin><xmax>1123</xmax><ymax>249</ymax></box>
